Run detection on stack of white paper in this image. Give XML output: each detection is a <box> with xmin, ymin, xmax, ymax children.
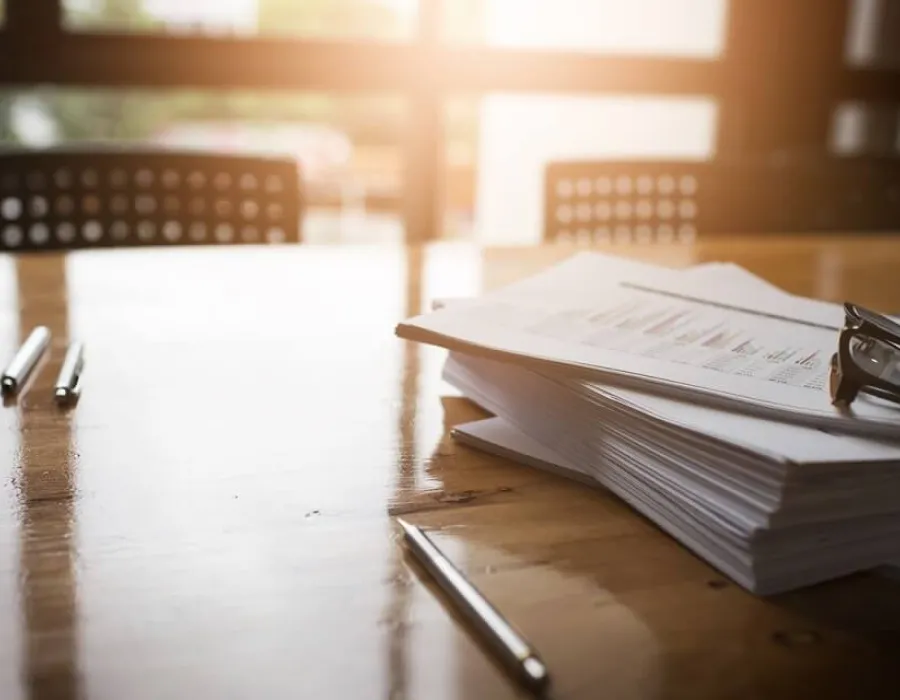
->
<box><xmin>396</xmin><ymin>254</ymin><xmax>900</xmax><ymax>594</ymax></box>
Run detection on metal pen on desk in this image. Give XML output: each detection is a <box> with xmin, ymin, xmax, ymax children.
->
<box><xmin>54</xmin><ymin>342</ymin><xmax>84</xmax><ymax>405</ymax></box>
<box><xmin>1</xmin><ymin>326</ymin><xmax>51</xmax><ymax>395</ymax></box>
<box><xmin>395</xmin><ymin>517</ymin><xmax>550</xmax><ymax>694</ymax></box>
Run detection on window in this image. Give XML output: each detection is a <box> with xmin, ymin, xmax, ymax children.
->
<box><xmin>465</xmin><ymin>94</ymin><xmax>717</xmax><ymax>244</ymax></box>
<box><xmin>0</xmin><ymin>88</ymin><xmax>406</xmax><ymax>242</ymax></box>
<box><xmin>845</xmin><ymin>0</ymin><xmax>900</xmax><ymax>69</ymax></box>
<box><xmin>436</xmin><ymin>0</ymin><xmax>729</xmax><ymax>242</ymax></box>
<box><xmin>837</xmin><ymin>2</ymin><xmax>900</xmax><ymax>157</ymax></box>
<box><xmin>443</xmin><ymin>0</ymin><xmax>728</xmax><ymax>58</ymax></box>
<box><xmin>831</xmin><ymin>102</ymin><xmax>900</xmax><ymax>157</ymax></box>
<box><xmin>64</xmin><ymin>0</ymin><xmax>419</xmax><ymax>41</ymax></box>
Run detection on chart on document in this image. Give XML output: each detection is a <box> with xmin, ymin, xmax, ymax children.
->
<box><xmin>511</xmin><ymin>289</ymin><xmax>832</xmax><ymax>391</ymax></box>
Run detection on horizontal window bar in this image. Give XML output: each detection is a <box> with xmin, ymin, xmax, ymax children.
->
<box><xmin>0</xmin><ymin>31</ymin><xmax>895</xmax><ymax>102</ymax></box>
<box><xmin>0</xmin><ymin>32</ymin><xmax>723</xmax><ymax>94</ymax></box>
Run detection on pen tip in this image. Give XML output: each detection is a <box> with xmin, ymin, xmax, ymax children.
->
<box><xmin>395</xmin><ymin>517</ymin><xmax>416</xmax><ymax>537</ymax></box>
<box><xmin>523</xmin><ymin>657</ymin><xmax>550</xmax><ymax>687</ymax></box>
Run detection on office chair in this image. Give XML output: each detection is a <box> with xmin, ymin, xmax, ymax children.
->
<box><xmin>543</xmin><ymin>157</ymin><xmax>900</xmax><ymax>244</ymax></box>
<box><xmin>0</xmin><ymin>147</ymin><xmax>302</xmax><ymax>252</ymax></box>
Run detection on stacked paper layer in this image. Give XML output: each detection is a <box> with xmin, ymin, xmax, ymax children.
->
<box><xmin>400</xmin><ymin>255</ymin><xmax>900</xmax><ymax>438</ymax></box>
<box><xmin>397</xmin><ymin>256</ymin><xmax>900</xmax><ymax>594</ymax></box>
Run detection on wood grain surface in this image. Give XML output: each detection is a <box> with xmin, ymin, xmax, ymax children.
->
<box><xmin>0</xmin><ymin>236</ymin><xmax>898</xmax><ymax>700</ymax></box>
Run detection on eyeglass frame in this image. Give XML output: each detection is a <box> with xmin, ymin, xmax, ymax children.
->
<box><xmin>829</xmin><ymin>302</ymin><xmax>900</xmax><ymax>407</ymax></box>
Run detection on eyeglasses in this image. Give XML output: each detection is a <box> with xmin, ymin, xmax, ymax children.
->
<box><xmin>829</xmin><ymin>303</ymin><xmax>900</xmax><ymax>407</ymax></box>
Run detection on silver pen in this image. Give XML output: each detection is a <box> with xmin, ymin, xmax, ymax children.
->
<box><xmin>54</xmin><ymin>342</ymin><xmax>84</xmax><ymax>404</ymax></box>
<box><xmin>1</xmin><ymin>326</ymin><xmax>51</xmax><ymax>395</ymax></box>
<box><xmin>396</xmin><ymin>517</ymin><xmax>550</xmax><ymax>694</ymax></box>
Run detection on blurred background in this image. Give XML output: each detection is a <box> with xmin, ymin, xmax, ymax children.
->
<box><xmin>0</xmin><ymin>0</ymin><xmax>897</xmax><ymax>244</ymax></box>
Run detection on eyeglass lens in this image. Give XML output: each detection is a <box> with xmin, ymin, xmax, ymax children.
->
<box><xmin>848</xmin><ymin>334</ymin><xmax>900</xmax><ymax>386</ymax></box>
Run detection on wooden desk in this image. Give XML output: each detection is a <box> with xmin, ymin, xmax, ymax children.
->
<box><xmin>0</xmin><ymin>236</ymin><xmax>898</xmax><ymax>700</ymax></box>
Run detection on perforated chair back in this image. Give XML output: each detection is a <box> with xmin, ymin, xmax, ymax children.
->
<box><xmin>544</xmin><ymin>157</ymin><xmax>900</xmax><ymax>244</ymax></box>
<box><xmin>0</xmin><ymin>148</ymin><xmax>302</xmax><ymax>252</ymax></box>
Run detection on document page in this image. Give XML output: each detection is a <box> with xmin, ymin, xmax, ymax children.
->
<box><xmin>397</xmin><ymin>254</ymin><xmax>900</xmax><ymax>437</ymax></box>
<box><xmin>522</xmin><ymin>286</ymin><xmax>830</xmax><ymax>391</ymax></box>
<box><xmin>472</xmin><ymin>259</ymin><xmax>900</xmax><ymax>462</ymax></box>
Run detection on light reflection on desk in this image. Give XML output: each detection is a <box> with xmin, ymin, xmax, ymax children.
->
<box><xmin>0</xmin><ymin>238</ymin><xmax>896</xmax><ymax>699</ymax></box>
<box><xmin>0</xmin><ymin>257</ymin><xmax>23</xmax><ymax>700</ymax></box>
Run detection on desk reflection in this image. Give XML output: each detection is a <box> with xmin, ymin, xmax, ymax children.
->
<box><xmin>15</xmin><ymin>255</ymin><xmax>80</xmax><ymax>700</ymax></box>
<box><xmin>0</xmin><ymin>239</ymin><xmax>896</xmax><ymax>700</ymax></box>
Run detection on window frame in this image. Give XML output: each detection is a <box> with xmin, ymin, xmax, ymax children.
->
<box><xmin>0</xmin><ymin>0</ymin><xmax>896</xmax><ymax>240</ymax></box>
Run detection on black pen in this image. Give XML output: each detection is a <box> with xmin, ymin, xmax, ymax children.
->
<box><xmin>396</xmin><ymin>517</ymin><xmax>550</xmax><ymax>694</ymax></box>
<box><xmin>1</xmin><ymin>326</ymin><xmax>51</xmax><ymax>395</ymax></box>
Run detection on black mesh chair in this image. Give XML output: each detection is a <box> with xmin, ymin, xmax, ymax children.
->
<box><xmin>0</xmin><ymin>148</ymin><xmax>302</xmax><ymax>252</ymax></box>
<box><xmin>543</xmin><ymin>157</ymin><xmax>900</xmax><ymax>244</ymax></box>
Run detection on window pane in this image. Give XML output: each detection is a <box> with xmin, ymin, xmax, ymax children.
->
<box><xmin>443</xmin><ymin>97</ymin><xmax>478</xmax><ymax>239</ymax></box>
<box><xmin>64</xmin><ymin>0</ymin><xmax>419</xmax><ymax>41</ymax></box>
<box><xmin>454</xmin><ymin>94</ymin><xmax>718</xmax><ymax>244</ymax></box>
<box><xmin>845</xmin><ymin>0</ymin><xmax>900</xmax><ymax>69</ymax></box>
<box><xmin>830</xmin><ymin>102</ymin><xmax>900</xmax><ymax>156</ymax></box>
<box><xmin>443</xmin><ymin>0</ymin><xmax>728</xmax><ymax>58</ymax></box>
<box><xmin>0</xmin><ymin>88</ymin><xmax>405</xmax><ymax>243</ymax></box>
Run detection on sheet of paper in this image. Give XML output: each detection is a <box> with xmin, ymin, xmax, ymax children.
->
<box><xmin>452</xmin><ymin>417</ymin><xmax>900</xmax><ymax>581</ymax></box>
<box><xmin>398</xmin><ymin>253</ymin><xmax>900</xmax><ymax>438</ymax></box>
<box><xmin>445</xmin><ymin>351</ymin><xmax>900</xmax><ymax>531</ymax></box>
<box><xmin>442</xmin><ymin>259</ymin><xmax>900</xmax><ymax>585</ymax></box>
<box><xmin>452</xmin><ymin>352</ymin><xmax>900</xmax><ymax>593</ymax></box>
<box><xmin>439</xmin><ymin>260</ymin><xmax>900</xmax><ymax>530</ymax></box>
<box><xmin>437</xmin><ymin>259</ymin><xmax>900</xmax><ymax>464</ymax></box>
